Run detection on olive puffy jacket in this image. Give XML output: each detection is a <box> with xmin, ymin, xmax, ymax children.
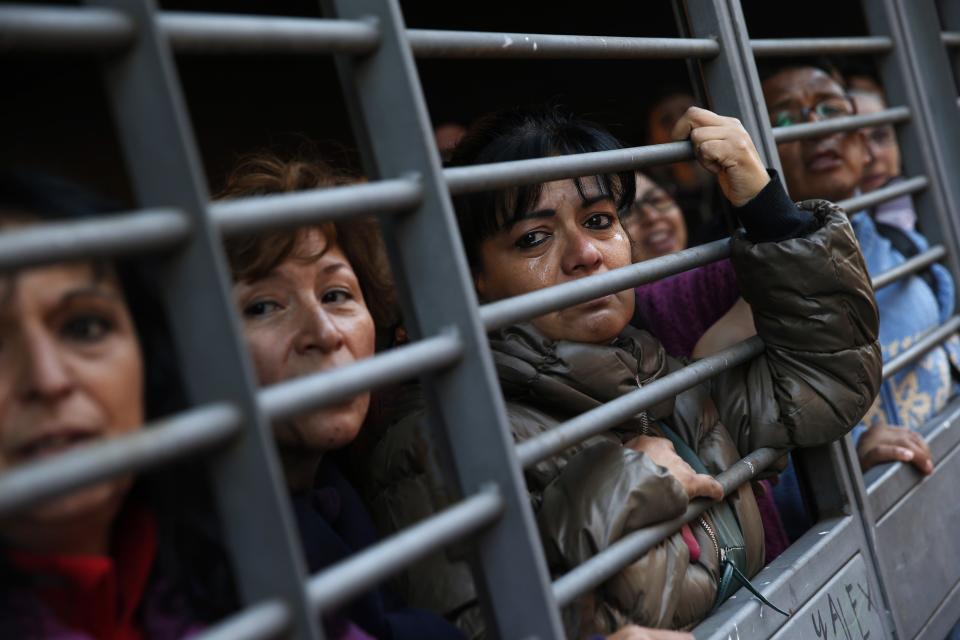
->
<box><xmin>363</xmin><ymin>201</ymin><xmax>881</xmax><ymax>638</ymax></box>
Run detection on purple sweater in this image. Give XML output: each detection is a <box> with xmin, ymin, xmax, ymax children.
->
<box><xmin>633</xmin><ymin>259</ymin><xmax>741</xmax><ymax>359</ymax></box>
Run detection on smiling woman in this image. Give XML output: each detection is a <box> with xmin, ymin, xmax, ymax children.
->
<box><xmin>0</xmin><ymin>171</ymin><xmax>238</xmax><ymax>638</ymax></box>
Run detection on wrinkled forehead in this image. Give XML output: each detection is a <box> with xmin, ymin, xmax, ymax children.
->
<box><xmin>532</xmin><ymin>177</ymin><xmax>611</xmax><ymax>209</ymax></box>
<box><xmin>763</xmin><ymin>67</ymin><xmax>845</xmax><ymax>109</ymax></box>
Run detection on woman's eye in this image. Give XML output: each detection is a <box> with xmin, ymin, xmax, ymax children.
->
<box><xmin>515</xmin><ymin>230</ymin><xmax>549</xmax><ymax>249</ymax></box>
<box><xmin>584</xmin><ymin>213</ymin><xmax>614</xmax><ymax>229</ymax></box>
<box><xmin>321</xmin><ymin>289</ymin><xmax>353</xmax><ymax>304</ymax></box>
<box><xmin>243</xmin><ymin>300</ymin><xmax>281</xmax><ymax>317</ymax></box>
<box><xmin>61</xmin><ymin>315</ymin><xmax>113</xmax><ymax>343</ymax></box>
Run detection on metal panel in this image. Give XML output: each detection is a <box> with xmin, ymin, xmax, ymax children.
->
<box><xmin>317</xmin><ymin>0</ymin><xmax>565</xmax><ymax>636</ymax></box>
<box><xmin>85</xmin><ymin>0</ymin><xmax>322</xmax><ymax>637</ymax></box>
<box><xmin>875</xmin><ymin>437</ymin><xmax>960</xmax><ymax>638</ymax></box>
<box><xmin>768</xmin><ymin>555</ymin><xmax>889</xmax><ymax>640</ymax></box>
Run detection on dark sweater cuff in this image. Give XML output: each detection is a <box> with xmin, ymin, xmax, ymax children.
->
<box><xmin>733</xmin><ymin>170</ymin><xmax>818</xmax><ymax>243</ymax></box>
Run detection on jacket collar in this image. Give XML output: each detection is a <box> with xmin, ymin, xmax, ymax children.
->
<box><xmin>487</xmin><ymin>323</ymin><xmax>676</xmax><ymax>420</ymax></box>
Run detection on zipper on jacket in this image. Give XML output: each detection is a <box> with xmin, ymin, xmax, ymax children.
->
<box><xmin>634</xmin><ymin>374</ymin><xmax>650</xmax><ymax>435</ymax></box>
<box><xmin>699</xmin><ymin>515</ymin><xmax>724</xmax><ymax>566</ymax></box>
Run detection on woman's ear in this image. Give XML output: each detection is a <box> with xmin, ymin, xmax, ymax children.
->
<box><xmin>474</xmin><ymin>270</ymin><xmax>488</xmax><ymax>302</ymax></box>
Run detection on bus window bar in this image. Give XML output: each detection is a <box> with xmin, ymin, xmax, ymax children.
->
<box><xmin>772</xmin><ymin>107</ymin><xmax>911</xmax><ymax>144</ymax></box>
<box><xmin>308</xmin><ymin>487</ymin><xmax>504</xmax><ymax>613</ymax></box>
<box><xmin>0</xmin><ymin>4</ymin><xmax>134</xmax><ymax>54</ymax></box>
<box><xmin>0</xmin><ymin>403</ymin><xmax>240</xmax><ymax>518</ymax></box>
<box><xmin>192</xmin><ymin>600</ymin><xmax>291</xmax><ymax>640</ymax></box>
<box><xmin>836</xmin><ymin>175</ymin><xmax>928</xmax><ymax>215</ymax></box>
<box><xmin>210</xmin><ymin>176</ymin><xmax>422</xmax><ymax>236</ymax></box>
<box><xmin>943</xmin><ymin>32</ymin><xmax>960</xmax><ymax>47</ymax></box>
<box><xmin>406</xmin><ymin>29</ymin><xmax>719</xmax><ymax>60</ymax></box>
<box><xmin>0</xmin><ymin>208</ymin><xmax>189</xmax><ymax>272</ymax></box>
<box><xmin>553</xmin><ymin>446</ymin><xmax>784</xmax><ymax>606</ymax></box>
<box><xmin>444</xmin><ymin>141</ymin><xmax>693</xmax><ymax>196</ymax></box>
<box><xmin>882</xmin><ymin>315</ymin><xmax>960</xmax><ymax>379</ymax></box>
<box><xmin>160</xmin><ymin>11</ymin><xmax>380</xmax><ymax>55</ymax></box>
<box><xmin>517</xmin><ymin>337</ymin><xmax>765</xmax><ymax>468</ymax></box>
<box><xmin>751</xmin><ymin>36</ymin><xmax>894</xmax><ymax>57</ymax></box>
<box><xmin>481</xmin><ymin>238</ymin><xmax>730</xmax><ymax>332</ymax></box>
<box><xmin>260</xmin><ymin>331</ymin><xmax>463</xmax><ymax>422</ymax></box>
<box><xmin>872</xmin><ymin>245</ymin><xmax>947</xmax><ymax>290</ymax></box>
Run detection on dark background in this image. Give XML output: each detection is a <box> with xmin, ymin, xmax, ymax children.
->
<box><xmin>3</xmin><ymin>0</ymin><xmax>869</xmax><ymax>205</ymax></box>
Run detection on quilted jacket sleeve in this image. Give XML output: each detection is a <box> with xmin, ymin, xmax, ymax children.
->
<box><xmin>712</xmin><ymin>200</ymin><xmax>882</xmax><ymax>454</ymax></box>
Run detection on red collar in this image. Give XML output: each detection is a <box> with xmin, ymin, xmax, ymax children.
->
<box><xmin>9</xmin><ymin>505</ymin><xmax>158</xmax><ymax>640</ymax></box>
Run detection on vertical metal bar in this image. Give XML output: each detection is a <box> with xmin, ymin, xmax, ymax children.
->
<box><xmin>316</xmin><ymin>0</ymin><xmax>565</xmax><ymax>638</ymax></box>
<box><xmin>678</xmin><ymin>0</ymin><xmax>783</xmax><ymax>173</ymax></box>
<box><xmin>940</xmin><ymin>0</ymin><xmax>960</xmax><ymax>95</ymax></box>
<box><xmin>862</xmin><ymin>0</ymin><xmax>960</xmax><ymax>290</ymax></box>
<box><xmin>85</xmin><ymin>1</ymin><xmax>320</xmax><ymax>638</ymax></box>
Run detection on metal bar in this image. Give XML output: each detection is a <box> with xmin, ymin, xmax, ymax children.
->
<box><xmin>159</xmin><ymin>11</ymin><xmax>380</xmax><ymax>55</ymax></box>
<box><xmin>0</xmin><ymin>4</ymin><xmax>135</xmax><ymax>54</ymax></box>
<box><xmin>444</xmin><ymin>141</ymin><xmax>693</xmax><ymax>196</ymax></box>
<box><xmin>260</xmin><ymin>331</ymin><xmax>462</xmax><ymax>421</ymax></box>
<box><xmin>406</xmin><ymin>29</ymin><xmax>719</xmax><ymax>59</ymax></box>
<box><xmin>0</xmin><ymin>403</ymin><xmax>240</xmax><ymax>518</ymax></box>
<box><xmin>481</xmin><ymin>238</ymin><xmax>730</xmax><ymax>332</ymax></box>
<box><xmin>836</xmin><ymin>174</ymin><xmax>928</xmax><ymax>214</ymax></box>
<box><xmin>553</xmin><ymin>446</ymin><xmax>783</xmax><ymax>606</ymax></box>
<box><xmin>308</xmin><ymin>487</ymin><xmax>504</xmax><ymax>612</ymax></box>
<box><xmin>943</xmin><ymin>32</ymin><xmax>960</xmax><ymax>47</ymax></box>
<box><xmin>318</xmin><ymin>0</ymin><xmax>565</xmax><ymax>635</ymax></box>
<box><xmin>88</xmin><ymin>0</ymin><xmax>323</xmax><ymax>636</ymax></box>
<box><xmin>0</xmin><ymin>208</ymin><xmax>189</xmax><ymax>272</ymax></box>
<box><xmin>871</xmin><ymin>245</ymin><xmax>947</xmax><ymax>290</ymax></box>
<box><xmin>210</xmin><ymin>177</ymin><xmax>422</xmax><ymax>236</ymax></box>
<box><xmin>751</xmin><ymin>36</ymin><xmax>894</xmax><ymax>57</ymax></box>
<box><xmin>772</xmin><ymin>106</ymin><xmax>911</xmax><ymax>143</ymax></box>
<box><xmin>517</xmin><ymin>337</ymin><xmax>765</xmax><ymax>468</ymax></box>
<box><xmin>191</xmin><ymin>600</ymin><xmax>291</xmax><ymax>640</ymax></box>
<box><xmin>882</xmin><ymin>315</ymin><xmax>960</xmax><ymax>379</ymax></box>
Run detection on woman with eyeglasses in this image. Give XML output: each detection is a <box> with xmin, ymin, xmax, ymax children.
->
<box><xmin>363</xmin><ymin>104</ymin><xmax>881</xmax><ymax>637</ymax></box>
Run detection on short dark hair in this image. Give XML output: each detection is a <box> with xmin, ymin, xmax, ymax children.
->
<box><xmin>756</xmin><ymin>56</ymin><xmax>846</xmax><ymax>89</ymax></box>
<box><xmin>447</xmin><ymin>106</ymin><xmax>636</xmax><ymax>271</ymax></box>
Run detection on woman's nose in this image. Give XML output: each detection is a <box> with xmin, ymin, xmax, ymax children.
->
<box><xmin>561</xmin><ymin>232</ymin><xmax>603</xmax><ymax>275</ymax></box>
<box><xmin>294</xmin><ymin>304</ymin><xmax>345</xmax><ymax>355</ymax></box>
<box><xmin>17</xmin><ymin>330</ymin><xmax>74</xmax><ymax>403</ymax></box>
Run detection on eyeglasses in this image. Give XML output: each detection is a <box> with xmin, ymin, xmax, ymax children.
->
<box><xmin>627</xmin><ymin>190</ymin><xmax>677</xmax><ymax>215</ymax></box>
<box><xmin>769</xmin><ymin>95</ymin><xmax>856</xmax><ymax>128</ymax></box>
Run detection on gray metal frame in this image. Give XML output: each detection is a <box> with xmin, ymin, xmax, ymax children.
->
<box><xmin>2</xmin><ymin>1</ymin><xmax>960</xmax><ymax>639</ymax></box>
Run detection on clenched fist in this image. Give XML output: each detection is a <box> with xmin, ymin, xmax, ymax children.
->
<box><xmin>624</xmin><ymin>435</ymin><xmax>724</xmax><ymax>501</ymax></box>
<box><xmin>671</xmin><ymin>106</ymin><xmax>771</xmax><ymax>207</ymax></box>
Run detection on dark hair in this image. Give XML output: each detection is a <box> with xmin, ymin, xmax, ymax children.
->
<box><xmin>756</xmin><ymin>55</ymin><xmax>847</xmax><ymax>89</ymax></box>
<box><xmin>447</xmin><ymin>106</ymin><xmax>636</xmax><ymax>271</ymax></box>
<box><xmin>0</xmin><ymin>170</ymin><xmax>239</xmax><ymax>635</ymax></box>
<box><xmin>216</xmin><ymin>153</ymin><xmax>398</xmax><ymax>331</ymax></box>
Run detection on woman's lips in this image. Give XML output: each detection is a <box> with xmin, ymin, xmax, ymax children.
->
<box><xmin>805</xmin><ymin>150</ymin><xmax>843</xmax><ymax>172</ymax></box>
<box><xmin>644</xmin><ymin>229</ymin><xmax>676</xmax><ymax>255</ymax></box>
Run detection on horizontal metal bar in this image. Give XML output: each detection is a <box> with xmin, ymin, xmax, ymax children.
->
<box><xmin>210</xmin><ymin>177</ymin><xmax>422</xmax><ymax>236</ymax></box>
<box><xmin>191</xmin><ymin>600</ymin><xmax>291</xmax><ymax>640</ymax></box>
<box><xmin>407</xmin><ymin>29</ymin><xmax>719</xmax><ymax>59</ymax></box>
<box><xmin>308</xmin><ymin>487</ymin><xmax>504</xmax><ymax>612</ymax></box>
<box><xmin>517</xmin><ymin>337</ymin><xmax>765</xmax><ymax>468</ymax></box>
<box><xmin>0</xmin><ymin>403</ymin><xmax>241</xmax><ymax>518</ymax></box>
<box><xmin>883</xmin><ymin>315</ymin><xmax>960</xmax><ymax>379</ymax></box>
<box><xmin>481</xmin><ymin>238</ymin><xmax>730</xmax><ymax>332</ymax></box>
<box><xmin>836</xmin><ymin>175</ymin><xmax>929</xmax><ymax>214</ymax></box>
<box><xmin>751</xmin><ymin>36</ymin><xmax>893</xmax><ymax>57</ymax></box>
<box><xmin>260</xmin><ymin>331</ymin><xmax>462</xmax><ymax>422</ymax></box>
<box><xmin>553</xmin><ymin>446</ymin><xmax>783</xmax><ymax>606</ymax></box>
<box><xmin>872</xmin><ymin>245</ymin><xmax>947</xmax><ymax>290</ymax></box>
<box><xmin>0</xmin><ymin>5</ymin><xmax>135</xmax><ymax>54</ymax></box>
<box><xmin>160</xmin><ymin>11</ymin><xmax>380</xmax><ymax>55</ymax></box>
<box><xmin>0</xmin><ymin>208</ymin><xmax>190</xmax><ymax>272</ymax></box>
<box><xmin>772</xmin><ymin>106</ymin><xmax>911</xmax><ymax>143</ymax></box>
<box><xmin>943</xmin><ymin>32</ymin><xmax>960</xmax><ymax>48</ymax></box>
<box><xmin>444</xmin><ymin>141</ymin><xmax>693</xmax><ymax>196</ymax></box>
